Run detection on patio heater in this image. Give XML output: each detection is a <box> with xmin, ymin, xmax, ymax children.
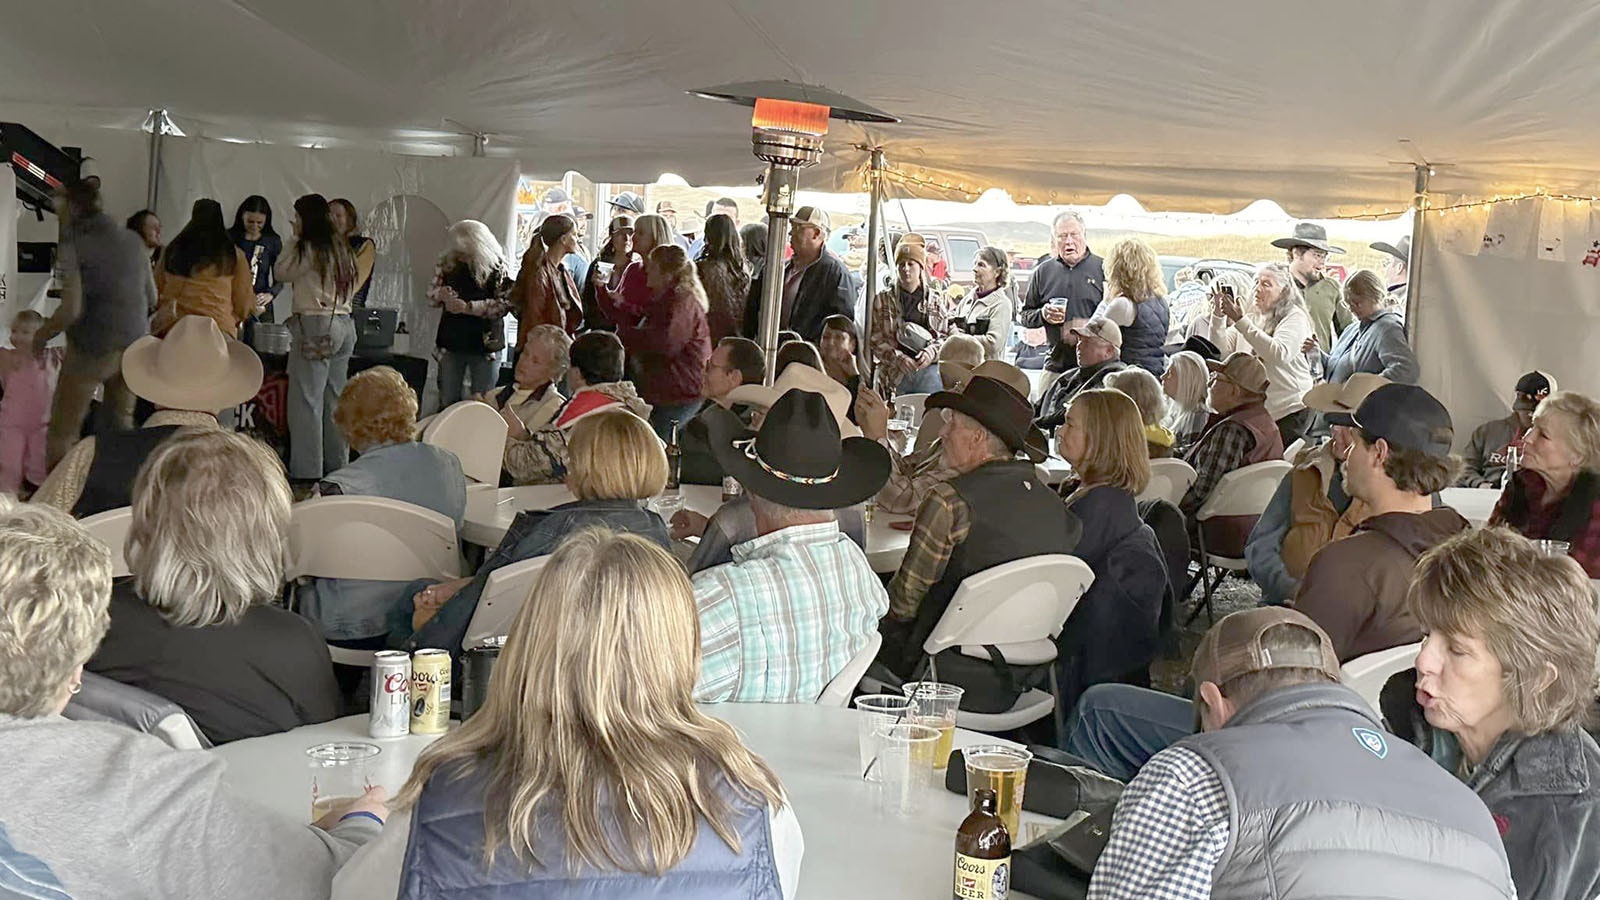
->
<box><xmin>688</xmin><ymin>81</ymin><xmax>897</xmax><ymax>384</ymax></box>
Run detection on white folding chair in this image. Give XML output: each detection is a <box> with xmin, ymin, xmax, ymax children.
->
<box><xmin>1188</xmin><ymin>459</ymin><xmax>1291</xmax><ymax>624</ymax></box>
<box><xmin>1340</xmin><ymin>642</ymin><xmax>1421</xmax><ymax>716</ymax></box>
<box><xmin>1136</xmin><ymin>458</ymin><xmax>1197</xmax><ymax>507</ymax></box>
<box><xmin>80</xmin><ymin>506</ymin><xmax>134</xmax><ymax>579</ymax></box>
<box><xmin>462</xmin><ymin>555</ymin><xmax>548</xmax><ymax>650</ymax></box>
<box><xmin>817</xmin><ymin>632</ymin><xmax>883</xmax><ymax>707</ymax></box>
<box><xmin>921</xmin><ymin>554</ymin><xmax>1095</xmax><ymax>737</ymax></box>
<box><xmin>286</xmin><ymin>496</ymin><xmax>464</xmax><ymax>667</ymax></box>
<box><xmin>422</xmin><ymin>400</ymin><xmax>508</xmax><ymax>485</ymax></box>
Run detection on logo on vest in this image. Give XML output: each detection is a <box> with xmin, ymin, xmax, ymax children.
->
<box><xmin>1352</xmin><ymin>727</ymin><xmax>1388</xmax><ymax>759</ymax></box>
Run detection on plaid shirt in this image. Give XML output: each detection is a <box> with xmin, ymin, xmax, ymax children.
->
<box><xmin>1088</xmin><ymin>746</ymin><xmax>1230</xmax><ymax>900</ymax></box>
<box><xmin>1179</xmin><ymin>421</ymin><xmax>1256</xmax><ymax>518</ymax></box>
<box><xmin>692</xmin><ymin>522</ymin><xmax>888</xmax><ymax>703</ymax></box>
<box><xmin>887</xmin><ymin>481</ymin><xmax>972</xmax><ymax>622</ymax></box>
<box><xmin>869</xmin><ymin>285</ymin><xmax>947</xmax><ymax>394</ymax></box>
<box><xmin>1491</xmin><ymin>469</ymin><xmax>1600</xmax><ymax>577</ymax></box>
<box><xmin>875</xmin><ymin>437</ymin><xmax>960</xmax><ymax>516</ymax></box>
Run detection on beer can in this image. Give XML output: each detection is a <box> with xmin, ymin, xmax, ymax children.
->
<box><xmin>722</xmin><ymin>475</ymin><xmax>742</xmax><ymax>503</ymax></box>
<box><xmin>368</xmin><ymin>650</ymin><xmax>412</xmax><ymax>739</ymax></box>
<box><xmin>410</xmin><ymin>648</ymin><xmax>452</xmax><ymax>735</ymax></box>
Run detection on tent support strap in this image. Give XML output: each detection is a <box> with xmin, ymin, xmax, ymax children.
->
<box><xmin>145</xmin><ymin>108</ymin><xmax>166</xmax><ymax>211</ymax></box>
<box><xmin>859</xmin><ymin>147</ymin><xmax>884</xmax><ymax>384</ymax></box>
<box><xmin>1404</xmin><ymin>164</ymin><xmax>1430</xmax><ymax>361</ymax></box>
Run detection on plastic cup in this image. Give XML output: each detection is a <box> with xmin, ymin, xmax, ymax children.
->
<box><xmin>902</xmin><ymin>682</ymin><xmax>964</xmax><ymax>769</ymax></box>
<box><xmin>853</xmin><ymin>693</ymin><xmax>914</xmax><ymax>780</ymax></box>
<box><xmin>1536</xmin><ymin>539</ymin><xmax>1571</xmax><ymax>557</ymax></box>
<box><xmin>307</xmin><ymin>742</ymin><xmax>380</xmax><ymax>822</ymax></box>
<box><xmin>964</xmin><ymin>744</ymin><xmax>1032</xmax><ymax>838</ymax></box>
<box><xmin>869</xmin><ymin>723</ymin><xmax>941</xmax><ymax>818</ymax></box>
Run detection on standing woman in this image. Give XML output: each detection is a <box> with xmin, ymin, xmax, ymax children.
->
<box><xmin>229</xmin><ymin>195</ymin><xmax>283</xmax><ymax>324</ymax></box>
<box><xmin>579</xmin><ymin>214</ymin><xmax>634</xmax><ymax>333</ymax></box>
<box><xmin>951</xmin><ymin>245</ymin><xmax>1014</xmax><ymax>361</ymax></box>
<box><xmin>274</xmin><ymin>193</ymin><xmax>359</xmax><ymax>482</ymax></box>
<box><xmin>151</xmin><ymin>199</ymin><xmax>256</xmax><ymax>338</ymax></box>
<box><xmin>599</xmin><ymin>244</ymin><xmax>711</xmax><ymax>440</ymax></box>
<box><xmin>1209</xmin><ymin>262</ymin><xmax>1316</xmax><ymax>445</ymax></box>
<box><xmin>695</xmin><ymin>213</ymin><xmax>750</xmax><ymax>343</ymax></box>
<box><xmin>509</xmin><ymin>214</ymin><xmax>582</xmax><ymax>348</ymax></box>
<box><xmin>1095</xmin><ymin>237</ymin><xmax>1170</xmax><ymax>376</ymax></box>
<box><xmin>329</xmin><ymin>198</ymin><xmax>378</xmax><ymax>309</ymax></box>
<box><xmin>126</xmin><ymin>209</ymin><xmax>162</xmax><ymax>270</ymax></box>
<box><xmin>869</xmin><ymin>237</ymin><xmax>945</xmax><ymax>396</ymax></box>
<box><xmin>604</xmin><ymin>213</ymin><xmax>674</xmax><ymax>316</ymax></box>
<box><xmin>429</xmin><ymin>220</ymin><xmax>512</xmax><ymax>407</ymax></box>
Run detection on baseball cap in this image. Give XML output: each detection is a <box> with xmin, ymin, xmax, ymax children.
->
<box><xmin>1071</xmin><ymin>316</ymin><xmax>1123</xmax><ymax>351</ymax></box>
<box><xmin>1351</xmin><ymin>383</ymin><xmax>1454</xmax><ymax>456</ymax></box>
<box><xmin>1515</xmin><ymin>370</ymin><xmax>1557</xmax><ymax>397</ymax></box>
<box><xmin>1207</xmin><ymin>351</ymin><xmax>1270</xmax><ymax>396</ymax></box>
<box><xmin>655</xmin><ymin>200</ymin><xmax>677</xmax><ymax>215</ymax></box>
<box><xmin>541</xmin><ymin>187</ymin><xmax>571</xmax><ymax>206</ymax></box>
<box><xmin>792</xmin><ymin>206</ymin><xmax>831</xmax><ymax>233</ymax></box>
<box><xmin>1190</xmin><ymin>607</ymin><xmax>1342</xmax><ymax>687</ymax></box>
<box><xmin>1302</xmin><ymin>372</ymin><xmax>1390</xmax><ymax>426</ymax></box>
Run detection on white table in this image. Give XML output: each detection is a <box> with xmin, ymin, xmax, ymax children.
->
<box><xmin>213</xmin><ymin>706</ymin><xmax>1063</xmax><ymax>899</ymax></box>
<box><xmin>462</xmin><ymin>484</ymin><xmax>914</xmax><ymax>574</ymax></box>
<box><xmin>1440</xmin><ymin>486</ymin><xmax>1500</xmax><ymax>527</ymax></box>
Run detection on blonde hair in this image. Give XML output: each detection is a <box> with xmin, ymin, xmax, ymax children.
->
<box><xmin>335</xmin><ymin>366</ymin><xmax>417</xmax><ymax>452</ymax></box>
<box><xmin>1407</xmin><ymin>527</ymin><xmax>1600</xmax><ymax>734</ymax></box>
<box><xmin>441</xmin><ymin>220</ymin><xmax>508</xmax><ymax>287</ymax></box>
<box><xmin>566</xmin><ymin>410</ymin><xmax>668</xmax><ymax>501</ymax></box>
<box><xmin>648</xmin><ymin>245</ymin><xmax>710</xmax><ymax>311</ymax></box>
<box><xmin>0</xmin><ymin>500</ymin><xmax>114</xmax><ymax>717</ymax></box>
<box><xmin>1105</xmin><ymin>368</ymin><xmax>1166</xmax><ymax>428</ymax></box>
<box><xmin>1104</xmin><ymin>238</ymin><xmax>1165</xmax><ymax>304</ymax></box>
<box><xmin>127</xmin><ymin>430</ymin><xmax>291</xmax><ymax>627</ymax></box>
<box><xmin>1163</xmin><ymin>350</ymin><xmax>1209</xmax><ymax>413</ymax></box>
<box><xmin>397</xmin><ymin>529</ymin><xmax>786</xmax><ymax>873</ymax></box>
<box><xmin>1065</xmin><ymin>389</ymin><xmax>1150</xmax><ymax>494</ymax></box>
<box><xmin>1534</xmin><ymin>391</ymin><xmax>1600</xmax><ymax>470</ymax></box>
<box><xmin>11</xmin><ymin>309</ymin><xmax>43</xmax><ymax>329</ymax></box>
<box><xmin>631</xmin><ymin>214</ymin><xmax>674</xmax><ymax>257</ymax></box>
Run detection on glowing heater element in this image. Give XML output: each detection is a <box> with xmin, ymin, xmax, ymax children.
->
<box><xmin>752</xmin><ymin>98</ymin><xmax>832</xmax><ymax>136</ymax></box>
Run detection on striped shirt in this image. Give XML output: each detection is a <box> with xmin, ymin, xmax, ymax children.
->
<box><xmin>1088</xmin><ymin>746</ymin><xmax>1230</xmax><ymax>900</ymax></box>
<box><xmin>691</xmin><ymin>521</ymin><xmax>888</xmax><ymax>703</ymax></box>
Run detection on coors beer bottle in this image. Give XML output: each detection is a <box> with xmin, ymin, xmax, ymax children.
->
<box><xmin>953</xmin><ymin>787</ymin><xmax>1011</xmax><ymax>900</ymax></box>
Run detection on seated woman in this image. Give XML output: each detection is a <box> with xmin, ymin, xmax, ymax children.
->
<box><xmin>503</xmin><ymin>330</ymin><xmax>651</xmax><ymax>486</ymax></box>
<box><xmin>479</xmin><ymin>323</ymin><xmax>568</xmax><ymax>439</ymax></box>
<box><xmin>1104</xmin><ymin>367</ymin><xmax>1176</xmax><ymax>459</ymax></box>
<box><xmin>333</xmin><ymin>529</ymin><xmax>801</xmax><ymax>899</ymax></box>
<box><xmin>407</xmin><ymin>410</ymin><xmax>671</xmax><ymax>652</ymax></box>
<box><xmin>86</xmin><ymin>430</ymin><xmax>341</xmax><ymax>744</ymax></box>
<box><xmin>1384</xmin><ymin>528</ymin><xmax>1600</xmax><ymax>900</ymax></box>
<box><xmin>1160</xmin><ymin>349</ymin><xmax>1210</xmax><ymax>452</ymax></box>
<box><xmin>0</xmin><ymin>501</ymin><xmax>386</xmax><ymax>897</ymax></box>
<box><xmin>1490</xmin><ymin>390</ymin><xmax>1600</xmax><ymax>577</ymax></box>
<box><xmin>300</xmin><ymin>366</ymin><xmax>466</xmax><ymax>646</ymax></box>
<box><xmin>1053</xmin><ymin>389</ymin><xmax>1167</xmax><ymax>715</ymax></box>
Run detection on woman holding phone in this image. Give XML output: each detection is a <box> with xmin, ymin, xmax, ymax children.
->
<box><xmin>1203</xmin><ymin>262</ymin><xmax>1316</xmax><ymax>444</ymax></box>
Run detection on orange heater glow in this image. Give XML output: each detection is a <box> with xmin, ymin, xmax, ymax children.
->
<box><xmin>752</xmin><ymin>98</ymin><xmax>831</xmax><ymax>136</ymax></box>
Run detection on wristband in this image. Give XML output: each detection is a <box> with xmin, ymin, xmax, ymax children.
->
<box><xmin>339</xmin><ymin>811</ymin><xmax>384</xmax><ymax>826</ymax></box>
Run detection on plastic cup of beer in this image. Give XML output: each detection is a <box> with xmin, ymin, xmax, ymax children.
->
<box><xmin>871</xmin><ymin>723</ymin><xmax>941</xmax><ymax>818</ymax></box>
<box><xmin>964</xmin><ymin>744</ymin><xmax>1032</xmax><ymax>838</ymax></box>
<box><xmin>853</xmin><ymin>693</ymin><xmax>914</xmax><ymax>781</ymax></box>
<box><xmin>307</xmin><ymin>742</ymin><xmax>380</xmax><ymax>822</ymax></box>
<box><xmin>1536</xmin><ymin>539</ymin><xmax>1571</xmax><ymax>557</ymax></box>
<box><xmin>902</xmin><ymin>682</ymin><xmax>963</xmax><ymax>769</ymax></box>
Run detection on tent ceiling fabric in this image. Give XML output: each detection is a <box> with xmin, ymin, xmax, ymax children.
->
<box><xmin>7</xmin><ymin>0</ymin><xmax>1600</xmax><ymax>214</ymax></box>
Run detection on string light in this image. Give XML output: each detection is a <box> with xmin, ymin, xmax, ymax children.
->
<box><xmin>1329</xmin><ymin>188</ymin><xmax>1600</xmax><ymax>221</ymax></box>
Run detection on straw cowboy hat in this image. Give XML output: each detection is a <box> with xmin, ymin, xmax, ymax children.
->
<box><xmin>709</xmin><ymin>389</ymin><xmax>890</xmax><ymax>510</ymax></box>
<box><xmin>1271</xmin><ymin>222</ymin><xmax>1346</xmax><ymax>254</ymax></box>
<box><xmin>725</xmin><ymin>363</ymin><xmax>862</xmax><ymax>438</ymax></box>
<box><xmin>121</xmin><ymin>315</ymin><xmax>264</xmax><ymax>412</ymax></box>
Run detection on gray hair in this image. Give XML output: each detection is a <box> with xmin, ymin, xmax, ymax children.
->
<box><xmin>748</xmin><ymin>493</ymin><xmax>835</xmax><ymax>528</ymax></box>
<box><xmin>1052</xmin><ymin>210</ymin><xmax>1086</xmax><ymax>231</ymax></box>
<box><xmin>1253</xmin><ymin>263</ymin><xmax>1307</xmax><ymax>336</ymax></box>
<box><xmin>127</xmin><ymin>431</ymin><xmax>291</xmax><ymax>628</ymax></box>
<box><xmin>1105</xmin><ymin>367</ymin><xmax>1166</xmax><ymax>427</ymax></box>
<box><xmin>0</xmin><ymin>499</ymin><xmax>114</xmax><ymax>717</ymax></box>
<box><xmin>441</xmin><ymin>220</ymin><xmax>507</xmax><ymax>287</ymax></box>
<box><xmin>1163</xmin><ymin>351</ymin><xmax>1209</xmax><ymax>413</ymax></box>
<box><xmin>952</xmin><ymin>410</ymin><xmax>1014</xmax><ymax>459</ymax></box>
<box><xmin>1535</xmin><ymin>391</ymin><xmax>1600</xmax><ymax>471</ymax></box>
<box><xmin>525</xmin><ymin>323</ymin><xmax>573</xmax><ymax>373</ymax></box>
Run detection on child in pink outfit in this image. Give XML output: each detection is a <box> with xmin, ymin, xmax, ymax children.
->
<box><xmin>0</xmin><ymin>310</ymin><xmax>62</xmax><ymax>494</ymax></box>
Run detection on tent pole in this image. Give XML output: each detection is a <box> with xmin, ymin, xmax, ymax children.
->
<box><xmin>859</xmin><ymin>147</ymin><xmax>884</xmax><ymax>384</ymax></box>
<box><xmin>145</xmin><ymin>108</ymin><xmax>165</xmax><ymax>211</ymax></box>
<box><xmin>1404</xmin><ymin>163</ymin><xmax>1430</xmax><ymax>359</ymax></box>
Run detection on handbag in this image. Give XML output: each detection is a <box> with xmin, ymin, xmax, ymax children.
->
<box><xmin>288</xmin><ymin>313</ymin><xmax>337</xmax><ymax>361</ymax></box>
<box><xmin>897</xmin><ymin>321</ymin><xmax>933</xmax><ymax>358</ymax></box>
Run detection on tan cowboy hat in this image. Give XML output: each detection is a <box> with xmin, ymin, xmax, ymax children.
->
<box><xmin>935</xmin><ymin>334</ymin><xmax>987</xmax><ymax>388</ymax></box>
<box><xmin>1303</xmin><ymin>372</ymin><xmax>1390</xmax><ymax>425</ymax></box>
<box><xmin>725</xmin><ymin>363</ymin><xmax>861</xmax><ymax>438</ymax></box>
<box><xmin>121</xmin><ymin>315</ymin><xmax>264</xmax><ymax>412</ymax></box>
<box><xmin>942</xmin><ymin>358</ymin><xmax>1032</xmax><ymax>399</ymax></box>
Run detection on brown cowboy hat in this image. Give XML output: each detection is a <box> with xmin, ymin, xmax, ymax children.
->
<box><xmin>925</xmin><ymin>374</ymin><xmax>1048</xmax><ymax>463</ymax></box>
<box><xmin>1270</xmin><ymin>222</ymin><xmax>1346</xmax><ymax>254</ymax></box>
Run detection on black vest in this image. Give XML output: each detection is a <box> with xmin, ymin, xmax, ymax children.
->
<box><xmin>905</xmin><ymin>460</ymin><xmax>1082</xmax><ymax>659</ymax></box>
<box><xmin>72</xmin><ymin>426</ymin><xmax>182</xmax><ymax>518</ymax></box>
<box><xmin>434</xmin><ymin>264</ymin><xmax>505</xmax><ymax>354</ymax></box>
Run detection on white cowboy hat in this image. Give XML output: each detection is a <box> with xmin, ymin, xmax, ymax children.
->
<box><xmin>725</xmin><ymin>363</ymin><xmax>862</xmax><ymax>438</ymax></box>
<box><xmin>121</xmin><ymin>315</ymin><xmax>264</xmax><ymax>412</ymax></box>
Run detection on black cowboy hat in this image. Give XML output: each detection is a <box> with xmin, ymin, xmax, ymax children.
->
<box><xmin>925</xmin><ymin>375</ymin><xmax>1048</xmax><ymax>463</ymax></box>
<box><xmin>709</xmin><ymin>389</ymin><xmax>890</xmax><ymax>510</ymax></box>
<box><xmin>1180</xmin><ymin>334</ymin><xmax>1222</xmax><ymax>362</ymax></box>
<box><xmin>1270</xmin><ymin>222</ymin><xmax>1346</xmax><ymax>254</ymax></box>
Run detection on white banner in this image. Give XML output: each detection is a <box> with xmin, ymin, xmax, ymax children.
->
<box><xmin>1537</xmin><ymin>197</ymin><xmax>1568</xmax><ymax>262</ymax></box>
<box><xmin>1583</xmin><ymin>205</ymin><xmax>1600</xmax><ymax>271</ymax></box>
<box><xmin>1481</xmin><ymin>197</ymin><xmax>1538</xmax><ymax>259</ymax></box>
<box><xmin>1437</xmin><ymin>202</ymin><xmax>1491</xmax><ymax>256</ymax></box>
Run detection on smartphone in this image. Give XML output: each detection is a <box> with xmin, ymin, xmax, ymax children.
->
<box><xmin>1218</xmin><ymin>284</ymin><xmax>1234</xmax><ymax>301</ymax></box>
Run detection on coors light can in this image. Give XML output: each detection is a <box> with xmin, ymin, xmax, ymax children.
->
<box><xmin>368</xmin><ymin>651</ymin><xmax>412</xmax><ymax>739</ymax></box>
<box><xmin>410</xmin><ymin>648</ymin><xmax>453</xmax><ymax>735</ymax></box>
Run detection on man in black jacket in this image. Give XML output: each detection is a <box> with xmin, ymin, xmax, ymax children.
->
<box><xmin>1017</xmin><ymin>211</ymin><xmax>1105</xmax><ymax>372</ymax></box>
<box><xmin>743</xmin><ymin>206</ymin><xmax>856</xmax><ymax>343</ymax></box>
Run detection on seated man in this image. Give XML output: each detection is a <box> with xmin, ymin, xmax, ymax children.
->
<box><xmin>878</xmin><ymin>372</ymin><xmax>1081</xmax><ymax>678</ymax></box>
<box><xmin>502</xmin><ymin>331</ymin><xmax>650</xmax><ymax>485</ymax></box>
<box><xmin>1178</xmin><ymin>352</ymin><xmax>1284</xmax><ymax>544</ymax></box>
<box><xmin>480</xmin><ymin>324</ymin><xmax>568</xmax><ymax>438</ymax></box>
<box><xmin>691</xmin><ymin>388</ymin><xmax>891</xmax><ymax>703</ymax></box>
<box><xmin>1292</xmin><ymin>383</ymin><xmax>1467</xmax><ymax>660</ymax></box>
<box><xmin>1033</xmin><ymin>316</ymin><xmax>1126</xmax><ymax>431</ymax></box>
<box><xmin>1089</xmin><ymin>607</ymin><xmax>1514</xmax><ymax>899</ymax></box>
<box><xmin>679</xmin><ymin>336</ymin><xmax>765</xmax><ymax>485</ymax></box>
<box><xmin>1458</xmin><ymin>370</ymin><xmax>1554</xmax><ymax>487</ymax></box>
<box><xmin>1244</xmin><ymin>373</ymin><xmax>1387</xmax><ymax>605</ymax></box>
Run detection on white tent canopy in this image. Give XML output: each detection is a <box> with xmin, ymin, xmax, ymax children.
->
<box><xmin>6</xmin><ymin>0</ymin><xmax>1600</xmax><ymax>214</ymax></box>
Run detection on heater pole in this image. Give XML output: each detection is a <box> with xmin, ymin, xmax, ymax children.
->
<box><xmin>758</xmin><ymin>162</ymin><xmax>800</xmax><ymax>385</ymax></box>
<box><xmin>859</xmin><ymin>147</ymin><xmax>885</xmax><ymax>384</ymax></box>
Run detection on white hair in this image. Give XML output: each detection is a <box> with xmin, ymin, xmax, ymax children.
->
<box><xmin>440</xmin><ymin>220</ymin><xmax>507</xmax><ymax>286</ymax></box>
<box><xmin>0</xmin><ymin>499</ymin><xmax>114</xmax><ymax>717</ymax></box>
<box><xmin>1164</xmin><ymin>350</ymin><xmax>1209</xmax><ymax>413</ymax></box>
<box><xmin>1251</xmin><ymin>263</ymin><xmax>1307</xmax><ymax>336</ymax></box>
<box><xmin>1052</xmin><ymin>210</ymin><xmax>1086</xmax><ymax>231</ymax></box>
<box><xmin>524</xmin><ymin>324</ymin><xmax>573</xmax><ymax>374</ymax></box>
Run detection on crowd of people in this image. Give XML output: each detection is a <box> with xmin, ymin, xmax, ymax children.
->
<box><xmin>2</xmin><ymin>168</ymin><xmax>1598</xmax><ymax>900</ymax></box>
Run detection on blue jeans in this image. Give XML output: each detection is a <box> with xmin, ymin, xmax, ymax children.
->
<box><xmin>287</xmin><ymin>314</ymin><xmax>357</xmax><ymax>480</ymax></box>
<box><xmin>1062</xmin><ymin>683</ymin><xmax>1196</xmax><ymax>782</ymax></box>
<box><xmin>649</xmin><ymin>400</ymin><xmax>702</xmax><ymax>442</ymax></box>
<box><xmin>896</xmin><ymin>364</ymin><xmax>942</xmax><ymax>396</ymax></box>
<box><xmin>436</xmin><ymin>350</ymin><xmax>498</xmax><ymax>409</ymax></box>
